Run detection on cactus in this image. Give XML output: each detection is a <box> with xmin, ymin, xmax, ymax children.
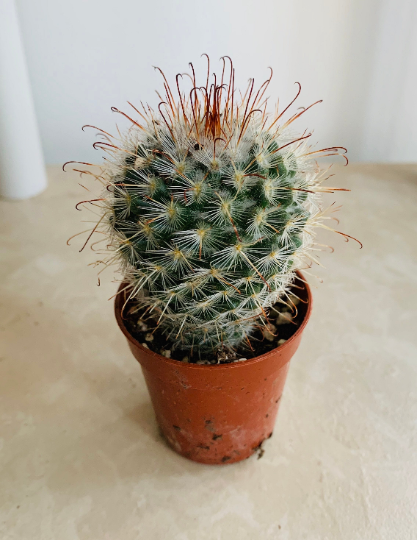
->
<box><xmin>70</xmin><ymin>57</ymin><xmax>358</xmax><ymax>356</ymax></box>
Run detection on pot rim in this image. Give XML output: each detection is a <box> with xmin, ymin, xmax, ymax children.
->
<box><xmin>115</xmin><ymin>270</ymin><xmax>312</xmax><ymax>371</ymax></box>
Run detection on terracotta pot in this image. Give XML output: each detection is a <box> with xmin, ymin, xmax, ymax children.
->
<box><xmin>115</xmin><ymin>271</ymin><xmax>312</xmax><ymax>465</ymax></box>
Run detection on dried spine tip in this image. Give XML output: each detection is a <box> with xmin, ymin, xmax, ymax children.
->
<box><xmin>75</xmin><ymin>56</ymin><xmax>351</xmax><ymax>355</ymax></box>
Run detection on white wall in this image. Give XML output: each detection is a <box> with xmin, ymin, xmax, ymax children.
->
<box><xmin>15</xmin><ymin>0</ymin><xmax>417</xmax><ymax>164</ymax></box>
<box><xmin>361</xmin><ymin>0</ymin><xmax>417</xmax><ymax>162</ymax></box>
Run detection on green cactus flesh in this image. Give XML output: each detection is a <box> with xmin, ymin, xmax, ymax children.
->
<box><xmin>81</xmin><ymin>59</ymin><xmax>349</xmax><ymax>355</ymax></box>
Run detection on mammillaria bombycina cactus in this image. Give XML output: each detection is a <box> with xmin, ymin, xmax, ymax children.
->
<box><xmin>67</xmin><ymin>56</ymin><xmax>360</xmax><ymax>357</ymax></box>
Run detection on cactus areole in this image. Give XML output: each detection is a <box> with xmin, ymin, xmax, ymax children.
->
<box><xmin>69</xmin><ymin>56</ymin><xmax>359</xmax><ymax>360</ymax></box>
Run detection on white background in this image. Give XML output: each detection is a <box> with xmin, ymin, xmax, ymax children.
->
<box><xmin>15</xmin><ymin>0</ymin><xmax>417</xmax><ymax>164</ymax></box>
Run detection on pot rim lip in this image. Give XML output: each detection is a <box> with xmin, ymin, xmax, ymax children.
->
<box><xmin>115</xmin><ymin>270</ymin><xmax>312</xmax><ymax>370</ymax></box>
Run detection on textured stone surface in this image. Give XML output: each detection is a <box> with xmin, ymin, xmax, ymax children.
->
<box><xmin>1</xmin><ymin>164</ymin><xmax>416</xmax><ymax>539</ymax></box>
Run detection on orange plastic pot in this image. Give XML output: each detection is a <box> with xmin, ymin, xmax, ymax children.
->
<box><xmin>115</xmin><ymin>271</ymin><xmax>312</xmax><ymax>465</ymax></box>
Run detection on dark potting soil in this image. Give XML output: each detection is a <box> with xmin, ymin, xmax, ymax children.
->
<box><xmin>122</xmin><ymin>277</ymin><xmax>309</xmax><ymax>365</ymax></box>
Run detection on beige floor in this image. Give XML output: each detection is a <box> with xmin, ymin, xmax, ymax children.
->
<box><xmin>1</xmin><ymin>164</ymin><xmax>416</xmax><ymax>539</ymax></box>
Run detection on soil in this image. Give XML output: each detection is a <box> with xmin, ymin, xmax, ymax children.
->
<box><xmin>122</xmin><ymin>277</ymin><xmax>308</xmax><ymax>365</ymax></box>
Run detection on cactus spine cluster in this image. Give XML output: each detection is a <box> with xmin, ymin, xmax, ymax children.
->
<box><xmin>72</xmin><ymin>57</ymin><xmax>353</xmax><ymax>356</ymax></box>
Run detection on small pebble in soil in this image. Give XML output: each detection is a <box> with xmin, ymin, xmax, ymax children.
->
<box><xmin>289</xmin><ymin>295</ymin><xmax>300</xmax><ymax>306</ymax></box>
<box><xmin>161</xmin><ymin>350</ymin><xmax>171</xmax><ymax>358</ymax></box>
<box><xmin>275</xmin><ymin>312</ymin><xmax>293</xmax><ymax>325</ymax></box>
<box><xmin>216</xmin><ymin>348</ymin><xmax>237</xmax><ymax>363</ymax></box>
<box><xmin>141</xmin><ymin>343</ymin><xmax>149</xmax><ymax>349</ymax></box>
<box><xmin>145</xmin><ymin>333</ymin><xmax>154</xmax><ymax>342</ymax></box>
<box><xmin>182</xmin><ymin>356</ymin><xmax>189</xmax><ymax>363</ymax></box>
<box><xmin>269</xmin><ymin>303</ymin><xmax>287</xmax><ymax>317</ymax></box>
<box><xmin>233</xmin><ymin>357</ymin><xmax>247</xmax><ymax>362</ymax></box>
<box><xmin>278</xmin><ymin>339</ymin><xmax>287</xmax><ymax>346</ymax></box>
<box><xmin>262</xmin><ymin>323</ymin><xmax>277</xmax><ymax>341</ymax></box>
<box><xmin>138</xmin><ymin>321</ymin><xmax>148</xmax><ymax>332</ymax></box>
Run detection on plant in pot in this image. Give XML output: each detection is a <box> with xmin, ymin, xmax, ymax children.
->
<box><xmin>67</xmin><ymin>56</ymin><xmax>360</xmax><ymax>464</ymax></box>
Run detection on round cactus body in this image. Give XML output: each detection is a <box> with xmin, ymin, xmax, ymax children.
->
<box><xmin>73</xmin><ymin>58</ymin><xmax>351</xmax><ymax>355</ymax></box>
